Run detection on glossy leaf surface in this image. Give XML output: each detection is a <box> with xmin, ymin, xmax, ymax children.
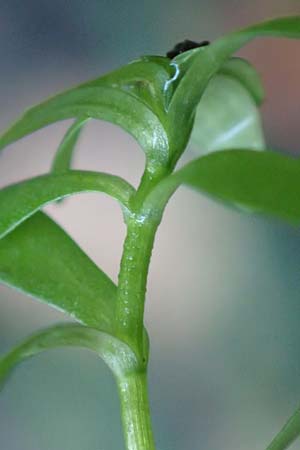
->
<box><xmin>144</xmin><ymin>150</ymin><xmax>300</xmax><ymax>224</ymax></box>
<box><xmin>167</xmin><ymin>54</ymin><xmax>264</xmax><ymax>106</ymax></box>
<box><xmin>190</xmin><ymin>74</ymin><xmax>265</xmax><ymax>155</ymax></box>
<box><xmin>51</xmin><ymin>118</ymin><xmax>89</xmax><ymax>173</ymax></box>
<box><xmin>0</xmin><ymin>213</ymin><xmax>117</xmax><ymax>331</ymax></box>
<box><xmin>1</xmin><ymin>17</ymin><xmax>299</xmax><ymax>169</ymax></box>
<box><xmin>0</xmin><ymin>170</ymin><xmax>135</xmax><ymax>239</ymax></box>
<box><xmin>0</xmin><ymin>324</ymin><xmax>140</xmax><ymax>390</ymax></box>
<box><xmin>0</xmin><ymin>57</ymin><xmax>171</xmax><ymax>166</ymax></box>
<box><xmin>93</xmin><ymin>56</ymin><xmax>172</xmax><ymax>122</ymax></box>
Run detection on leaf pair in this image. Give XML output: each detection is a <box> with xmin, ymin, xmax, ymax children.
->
<box><xmin>0</xmin><ymin>21</ymin><xmax>270</xmax><ymax>171</ymax></box>
<box><xmin>1</xmin><ymin>18</ymin><xmax>298</xmax><ymax>172</ymax></box>
<box><xmin>50</xmin><ymin>56</ymin><xmax>267</xmax><ymax>175</ymax></box>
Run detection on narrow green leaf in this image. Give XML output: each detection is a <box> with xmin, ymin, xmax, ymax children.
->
<box><xmin>51</xmin><ymin>118</ymin><xmax>90</xmax><ymax>173</ymax></box>
<box><xmin>143</xmin><ymin>150</ymin><xmax>300</xmax><ymax>224</ymax></box>
<box><xmin>265</xmin><ymin>406</ymin><xmax>300</xmax><ymax>450</ymax></box>
<box><xmin>0</xmin><ymin>324</ymin><xmax>140</xmax><ymax>390</ymax></box>
<box><xmin>0</xmin><ymin>170</ymin><xmax>135</xmax><ymax>239</ymax></box>
<box><xmin>168</xmin><ymin>16</ymin><xmax>300</xmax><ymax>164</ymax></box>
<box><xmin>0</xmin><ymin>212</ymin><xmax>117</xmax><ymax>331</ymax></box>
<box><xmin>240</xmin><ymin>15</ymin><xmax>300</xmax><ymax>40</ymax></box>
<box><xmin>0</xmin><ymin>57</ymin><xmax>171</xmax><ymax>165</ymax></box>
<box><xmin>190</xmin><ymin>74</ymin><xmax>265</xmax><ymax>155</ymax></box>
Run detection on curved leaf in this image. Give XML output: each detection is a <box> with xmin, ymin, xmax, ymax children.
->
<box><xmin>0</xmin><ymin>212</ymin><xmax>117</xmax><ymax>331</ymax></box>
<box><xmin>2</xmin><ymin>16</ymin><xmax>298</xmax><ymax>169</ymax></box>
<box><xmin>265</xmin><ymin>406</ymin><xmax>300</xmax><ymax>450</ymax></box>
<box><xmin>0</xmin><ymin>324</ymin><xmax>140</xmax><ymax>390</ymax></box>
<box><xmin>92</xmin><ymin>55</ymin><xmax>172</xmax><ymax>122</ymax></box>
<box><xmin>166</xmin><ymin>54</ymin><xmax>264</xmax><ymax>106</ymax></box>
<box><xmin>190</xmin><ymin>74</ymin><xmax>265</xmax><ymax>155</ymax></box>
<box><xmin>143</xmin><ymin>150</ymin><xmax>300</xmax><ymax>224</ymax></box>
<box><xmin>168</xmin><ymin>16</ymin><xmax>300</xmax><ymax>164</ymax></box>
<box><xmin>219</xmin><ymin>57</ymin><xmax>265</xmax><ymax>106</ymax></box>
<box><xmin>51</xmin><ymin>118</ymin><xmax>90</xmax><ymax>173</ymax></box>
<box><xmin>0</xmin><ymin>170</ymin><xmax>135</xmax><ymax>239</ymax></box>
<box><xmin>0</xmin><ymin>57</ymin><xmax>171</xmax><ymax>165</ymax></box>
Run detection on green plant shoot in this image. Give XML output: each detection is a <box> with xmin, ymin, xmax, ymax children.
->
<box><xmin>1</xmin><ymin>15</ymin><xmax>300</xmax><ymax>450</ymax></box>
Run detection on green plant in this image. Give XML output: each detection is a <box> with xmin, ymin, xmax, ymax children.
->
<box><xmin>1</xmin><ymin>15</ymin><xmax>300</xmax><ymax>450</ymax></box>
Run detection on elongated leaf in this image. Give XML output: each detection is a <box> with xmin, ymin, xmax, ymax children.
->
<box><xmin>190</xmin><ymin>74</ymin><xmax>265</xmax><ymax>155</ymax></box>
<box><xmin>0</xmin><ymin>57</ymin><xmax>171</xmax><ymax>165</ymax></box>
<box><xmin>0</xmin><ymin>213</ymin><xmax>117</xmax><ymax>331</ymax></box>
<box><xmin>0</xmin><ymin>324</ymin><xmax>140</xmax><ymax>390</ymax></box>
<box><xmin>0</xmin><ymin>170</ymin><xmax>135</xmax><ymax>239</ymax></box>
<box><xmin>51</xmin><ymin>118</ymin><xmax>90</xmax><ymax>173</ymax></box>
<box><xmin>143</xmin><ymin>150</ymin><xmax>300</xmax><ymax>224</ymax></box>
<box><xmin>265</xmin><ymin>406</ymin><xmax>300</xmax><ymax>450</ymax></box>
<box><xmin>168</xmin><ymin>16</ymin><xmax>300</xmax><ymax>164</ymax></box>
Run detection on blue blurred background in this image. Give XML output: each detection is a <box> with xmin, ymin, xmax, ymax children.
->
<box><xmin>1</xmin><ymin>1</ymin><xmax>300</xmax><ymax>449</ymax></box>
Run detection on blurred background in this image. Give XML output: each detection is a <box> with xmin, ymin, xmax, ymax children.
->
<box><xmin>1</xmin><ymin>1</ymin><xmax>300</xmax><ymax>449</ymax></box>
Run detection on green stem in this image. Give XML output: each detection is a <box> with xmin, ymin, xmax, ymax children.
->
<box><xmin>115</xmin><ymin>167</ymin><xmax>166</xmax><ymax>358</ymax></box>
<box><xmin>114</xmin><ymin>166</ymin><xmax>169</xmax><ymax>450</ymax></box>
<box><xmin>117</xmin><ymin>371</ymin><xmax>155</xmax><ymax>450</ymax></box>
<box><xmin>115</xmin><ymin>215</ymin><xmax>158</xmax><ymax>356</ymax></box>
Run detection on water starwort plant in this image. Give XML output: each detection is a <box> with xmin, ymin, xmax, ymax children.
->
<box><xmin>1</xmin><ymin>15</ymin><xmax>300</xmax><ymax>450</ymax></box>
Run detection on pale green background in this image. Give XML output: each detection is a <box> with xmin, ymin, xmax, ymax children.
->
<box><xmin>1</xmin><ymin>1</ymin><xmax>300</xmax><ymax>449</ymax></box>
